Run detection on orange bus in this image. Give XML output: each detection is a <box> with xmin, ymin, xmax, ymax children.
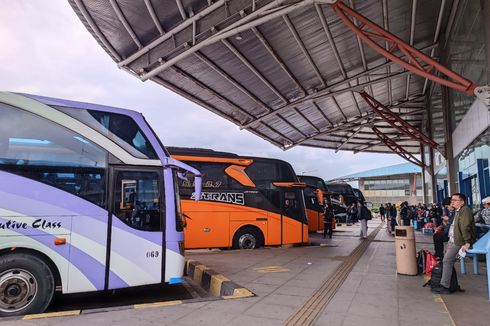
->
<box><xmin>297</xmin><ymin>175</ymin><xmax>345</xmax><ymax>232</ymax></box>
<box><xmin>168</xmin><ymin>147</ymin><xmax>308</xmax><ymax>249</ymax></box>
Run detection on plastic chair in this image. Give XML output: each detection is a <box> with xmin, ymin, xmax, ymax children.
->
<box><xmin>460</xmin><ymin>225</ymin><xmax>490</xmax><ymax>300</ymax></box>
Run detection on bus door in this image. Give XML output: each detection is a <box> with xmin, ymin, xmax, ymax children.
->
<box><xmin>108</xmin><ymin>166</ymin><xmax>164</xmax><ymax>289</ymax></box>
<box><xmin>280</xmin><ymin>188</ymin><xmax>305</xmax><ymax>245</ymax></box>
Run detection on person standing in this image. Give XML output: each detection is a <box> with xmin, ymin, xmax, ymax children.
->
<box><xmin>433</xmin><ymin>193</ymin><xmax>476</xmax><ymax>294</ymax></box>
<box><xmin>400</xmin><ymin>201</ymin><xmax>410</xmax><ymax>226</ymax></box>
<box><xmin>379</xmin><ymin>204</ymin><xmax>386</xmax><ymax>222</ymax></box>
<box><xmin>358</xmin><ymin>202</ymin><xmax>370</xmax><ymax>239</ymax></box>
<box><xmin>390</xmin><ymin>203</ymin><xmax>398</xmax><ymax>234</ymax></box>
<box><xmin>323</xmin><ymin>198</ymin><xmax>334</xmax><ymax>239</ymax></box>
<box><xmin>433</xmin><ymin>197</ymin><xmax>455</xmax><ymax>259</ymax></box>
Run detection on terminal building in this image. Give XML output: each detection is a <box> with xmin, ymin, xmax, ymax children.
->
<box><xmin>333</xmin><ymin>163</ymin><xmax>423</xmax><ymax>207</ymax></box>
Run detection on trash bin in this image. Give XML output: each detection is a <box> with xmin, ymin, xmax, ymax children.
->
<box><xmin>394</xmin><ymin>226</ymin><xmax>417</xmax><ymax>275</ymax></box>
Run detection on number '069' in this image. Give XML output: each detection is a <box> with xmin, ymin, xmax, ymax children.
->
<box><xmin>146</xmin><ymin>251</ymin><xmax>159</xmax><ymax>258</ymax></box>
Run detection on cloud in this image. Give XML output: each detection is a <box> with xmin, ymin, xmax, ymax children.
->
<box><xmin>0</xmin><ymin>1</ymin><xmax>408</xmax><ymax>181</ymax></box>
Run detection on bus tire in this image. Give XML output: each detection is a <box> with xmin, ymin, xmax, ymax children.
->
<box><xmin>232</xmin><ymin>227</ymin><xmax>263</xmax><ymax>250</ymax></box>
<box><xmin>0</xmin><ymin>253</ymin><xmax>55</xmax><ymax>317</ymax></box>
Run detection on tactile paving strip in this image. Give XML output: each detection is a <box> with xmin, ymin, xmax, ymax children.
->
<box><xmin>284</xmin><ymin>223</ymin><xmax>384</xmax><ymax>326</ymax></box>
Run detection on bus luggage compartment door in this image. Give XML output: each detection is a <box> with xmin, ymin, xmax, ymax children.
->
<box><xmin>182</xmin><ymin>202</ymin><xmax>230</xmax><ymax>249</ymax></box>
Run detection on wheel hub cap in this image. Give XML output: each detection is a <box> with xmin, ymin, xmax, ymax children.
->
<box><xmin>0</xmin><ymin>269</ymin><xmax>37</xmax><ymax>313</ymax></box>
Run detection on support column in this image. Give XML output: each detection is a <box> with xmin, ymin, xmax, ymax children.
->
<box><xmin>441</xmin><ymin>86</ymin><xmax>457</xmax><ymax>193</ymax></box>
<box><xmin>483</xmin><ymin>0</ymin><xmax>490</xmax><ymax>82</ymax></box>
<box><xmin>425</xmin><ymin>94</ymin><xmax>437</xmax><ymax>203</ymax></box>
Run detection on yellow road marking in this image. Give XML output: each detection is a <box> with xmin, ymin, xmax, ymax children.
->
<box><xmin>433</xmin><ymin>294</ymin><xmax>456</xmax><ymax>326</ymax></box>
<box><xmin>253</xmin><ymin>266</ymin><xmax>289</xmax><ymax>273</ymax></box>
<box><xmin>22</xmin><ymin>310</ymin><xmax>80</xmax><ymax>320</ymax></box>
<box><xmin>134</xmin><ymin>300</ymin><xmax>183</xmax><ymax>309</ymax></box>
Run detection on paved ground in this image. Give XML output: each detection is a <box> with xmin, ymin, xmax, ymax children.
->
<box><xmin>2</xmin><ymin>219</ymin><xmax>488</xmax><ymax>325</ymax></box>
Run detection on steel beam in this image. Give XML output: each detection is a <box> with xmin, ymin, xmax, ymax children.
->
<box><xmin>405</xmin><ymin>0</ymin><xmax>417</xmax><ymax>99</ymax></box>
<box><xmin>283</xmin><ymin>15</ymin><xmax>326</xmax><ymax>88</ymax></box>
<box><xmin>144</xmin><ymin>0</ymin><xmax>165</xmax><ymax>35</ymax></box>
<box><xmin>286</xmin><ymin>105</ymin><xmax>425</xmax><ymax>150</ymax></box>
<box><xmin>221</xmin><ymin>39</ymin><xmax>287</xmax><ymax>103</ymax></box>
<box><xmin>335</xmin><ymin>125</ymin><xmax>364</xmax><ymax>153</ymax></box>
<box><xmin>371</xmin><ymin>126</ymin><xmax>424</xmax><ymax>166</ymax></box>
<box><xmin>294</xmin><ymin>107</ymin><xmax>320</xmax><ymax>133</ymax></box>
<box><xmin>251</xmin><ymin>27</ymin><xmax>306</xmax><ymax>96</ymax></box>
<box><xmin>109</xmin><ymin>0</ymin><xmax>142</xmax><ymax>48</ymax></box>
<box><xmin>139</xmin><ymin>0</ymin><xmax>321</xmax><ymax>80</ymax></box>
<box><xmin>73</xmin><ymin>0</ymin><xmax>122</xmax><ymax>61</ymax></box>
<box><xmin>331</xmin><ymin>1</ymin><xmax>478</xmax><ymax>94</ymax></box>
<box><xmin>359</xmin><ymin>91</ymin><xmax>438</xmax><ymax>148</ymax></box>
<box><xmin>118</xmin><ymin>0</ymin><xmax>227</xmax><ymax>67</ymax></box>
<box><xmin>422</xmin><ymin>0</ymin><xmax>447</xmax><ymax>94</ymax></box>
<box><xmin>331</xmin><ymin>96</ymin><xmax>348</xmax><ymax>121</ymax></box>
<box><xmin>348</xmin><ymin>0</ymin><xmax>374</xmax><ymax>97</ymax></box>
<box><xmin>194</xmin><ymin>51</ymin><xmax>272</xmax><ymax>113</ymax></box>
<box><xmin>166</xmin><ymin>64</ymin><xmax>256</xmax><ymax>122</ymax></box>
<box><xmin>277</xmin><ymin>113</ymin><xmax>308</xmax><ymax>138</ymax></box>
<box><xmin>312</xmin><ymin>101</ymin><xmax>334</xmax><ymax>126</ymax></box>
<box><xmin>175</xmin><ymin>0</ymin><xmax>187</xmax><ymax>19</ymax></box>
<box><xmin>382</xmin><ymin>0</ymin><xmax>392</xmax><ymax>105</ymax></box>
<box><xmin>241</xmin><ymin>66</ymin><xmax>423</xmax><ymax>129</ymax></box>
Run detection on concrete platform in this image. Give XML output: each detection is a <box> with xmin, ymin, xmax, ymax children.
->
<box><xmin>2</xmin><ymin>220</ymin><xmax>488</xmax><ymax>326</ymax></box>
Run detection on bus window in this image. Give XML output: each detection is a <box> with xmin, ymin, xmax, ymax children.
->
<box><xmin>56</xmin><ymin>107</ymin><xmax>158</xmax><ymax>159</ymax></box>
<box><xmin>113</xmin><ymin>171</ymin><xmax>163</xmax><ymax>232</ymax></box>
<box><xmin>283</xmin><ymin>190</ymin><xmax>303</xmax><ymax>221</ymax></box>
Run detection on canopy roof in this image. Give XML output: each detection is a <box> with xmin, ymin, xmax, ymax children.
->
<box><xmin>69</xmin><ymin>0</ymin><xmax>460</xmax><ymax>155</ymax></box>
<box><xmin>334</xmin><ymin>162</ymin><xmax>422</xmax><ymax>181</ymax></box>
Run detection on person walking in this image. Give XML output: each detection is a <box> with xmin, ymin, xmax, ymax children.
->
<box><xmin>379</xmin><ymin>204</ymin><xmax>386</xmax><ymax>222</ymax></box>
<box><xmin>323</xmin><ymin>198</ymin><xmax>334</xmax><ymax>239</ymax></box>
<box><xmin>433</xmin><ymin>193</ymin><xmax>476</xmax><ymax>294</ymax></box>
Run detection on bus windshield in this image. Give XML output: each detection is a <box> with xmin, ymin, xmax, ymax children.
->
<box><xmin>56</xmin><ymin>106</ymin><xmax>158</xmax><ymax>159</ymax></box>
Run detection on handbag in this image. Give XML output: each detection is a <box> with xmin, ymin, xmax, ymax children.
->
<box><xmin>424</xmin><ymin>250</ymin><xmax>438</xmax><ymax>275</ymax></box>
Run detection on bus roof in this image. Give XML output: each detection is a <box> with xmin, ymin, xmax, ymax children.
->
<box><xmin>167</xmin><ymin>147</ymin><xmax>240</xmax><ymax>158</ymax></box>
<box><xmin>297</xmin><ymin>175</ymin><xmax>327</xmax><ymax>190</ymax></box>
<box><xmin>168</xmin><ymin>147</ymin><xmax>294</xmax><ymax>166</ymax></box>
<box><xmin>19</xmin><ymin>93</ymin><xmax>143</xmax><ymax>119</ymax></box>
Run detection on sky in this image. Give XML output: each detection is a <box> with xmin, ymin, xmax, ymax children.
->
<box><xmin>0</xmin><ymin>1</ymin><xmax>408</xmax><ymax>182</ymax></box>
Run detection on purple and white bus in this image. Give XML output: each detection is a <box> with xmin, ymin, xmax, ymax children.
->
<box><xmin>0</xmin><ymin>92</ymin><xmax>201</xmax><ymax>316</ymax></box>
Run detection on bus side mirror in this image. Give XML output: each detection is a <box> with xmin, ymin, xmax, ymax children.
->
<box><xmin>194</xmin><ymin>176</ymin><xmax>202</xmax><ymax>202</ymax></box>
<box><xmin>315</xmin><ymin>189</ymin><xmax>324</xmax><ymax>204</ymax></box>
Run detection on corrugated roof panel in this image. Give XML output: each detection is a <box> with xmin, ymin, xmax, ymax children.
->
<box><xmin>69</xmin><ymin>0</ymin><xmax>458</xmax><ymax>158</ymax></box>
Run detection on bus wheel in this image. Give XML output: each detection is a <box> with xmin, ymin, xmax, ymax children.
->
<box><xmin>0</xmin><ymin>253</ymin><xmax>55</xmax><ymax>317</ymax></box>
<box><xmin>233</xmin><ymin>227</ymin><xmax>263</xmax><ymax>250</ymax></box>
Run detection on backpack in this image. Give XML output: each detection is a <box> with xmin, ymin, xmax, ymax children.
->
<box><xmin>423</xmin><ymin>261</ymin><xmax>460</xmax><ymax>293</ymax></box>
<box><xmin>360</xmin><ymin>205</ymin><xmax>372</xmax><ymax>220</ymax></box>
<box><xmin>416</xmin><ymin>249</ymin><xmax>426</xmax><ymax>275</ymax></box>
